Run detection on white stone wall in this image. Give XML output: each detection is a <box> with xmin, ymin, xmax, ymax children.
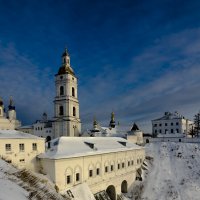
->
<box><xmin>0</xmin><ymin>138</ymin><xmax>45</xmax><ymax>171</ymax></box>
<box><xmin>40</xmin><ymin>148</ymin><xmax>145</xmax><ymax>194</ymax></box>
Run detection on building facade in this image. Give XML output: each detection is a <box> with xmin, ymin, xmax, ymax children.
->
<box><xmin>52</xmin><ymin>49</ymin><xmax>81</xmax><ymax>138</ymax></box>
<box><xmin>33</xmin><ymin>112</ymin><xmax>53</xmax><ymax>141</ymax></box>
<box><xmin>152</xmin><ymin>111</ymin><xmax>193</xmax><ymax>136</ymax></box>
<box><xmin>0</xmin><ymin>97</ymin><xmax>21</xmax><ymax>130</ymax></box>
<box><xmin>0</xmin><ymin>130</ymin><xmax>45</xmax><ymax>171</ymax></box>
<box><xmin>38</xmin><ymin>137</ymin><xmax>145</xmax><ymax>199</ymax></box>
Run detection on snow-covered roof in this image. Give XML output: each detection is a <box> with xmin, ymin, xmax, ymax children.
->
<box><xmin>39</xmin><ymin>137</ymin><xmax>143</xmax><ymax>160</ymax></box>
<box><xmin>152</xmin><ymin>111</ymin><xmax>186</xmax><ymax>121</ymax></box>
<box><xmin>0</xmin><ymin>130</ymin><xmax>44</xmax><ymax>139</ymax></box>
<box><xmin>18</xmin><ymin>125</ymin><xmax>33</xmax><ymax>129</ymax></box>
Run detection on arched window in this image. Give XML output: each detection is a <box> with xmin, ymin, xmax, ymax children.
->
<box><xmin>59</xmin><ymin>106</ymin><xmax>64</xmax><ymax>116</ymax></box>
<box><xmin>60</xmin><ymin>86</ymin><xmax>64</xmax><ymax>96</ymax></box>
<box><xmin>73</xmin><ymin>107</ymin><xmax>76</xmax><ymax>116</ymax></box>
<box><xmin>74</xmin><ymin>165</ymin><xmax>82</xmax><ymax>183</ymax></box>
<box><xmin>72</xmin><ymin>87</ymin><xmax>75</xmax><ymax>97</ymax></box>
<box><xmin>65</xmin><ymin>167</ymin><xmax>73</xmax><ymax>185</ymax></box>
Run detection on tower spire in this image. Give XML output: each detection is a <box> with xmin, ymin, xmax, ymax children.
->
<box><xmin>57</xmin><ymin>48</ymin><xmax>75</xmax><ymax>75</ymax></box>
<box><xmin>109</xmin><ymin>111</ymin><xmax>116</xmax><ymax>128</ymax></box>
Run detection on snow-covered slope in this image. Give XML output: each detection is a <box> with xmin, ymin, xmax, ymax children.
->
<box><xmin>141</xmin><ymin>142</ymin><xmax>200</xmax><ymax>200</ymax></box>
<box><xmin>0</xmin><ymin>158</ymin><xmax>66</xmax><ymax>200</ymax></box>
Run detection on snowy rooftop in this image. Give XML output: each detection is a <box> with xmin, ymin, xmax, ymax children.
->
<box><xmin>152</xmin><ymin>111</ymin><xmax>187</xmax><ymax>121</ymax></box>
<box><xmin>39</xmin><ymin>137</ymin><xmax>143</xmax><ymax>159</ymax></box>
<box><xmin>0</xmin><ymin>130</ymin><xmax>44</xmax><ymax>139</ymax></box>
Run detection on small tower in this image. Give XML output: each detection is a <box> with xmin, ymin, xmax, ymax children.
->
<box><xmin>91</xmin><ymin>117</ymin><xmax>100</xmax><ymax>134</ymax></box>
<box><xmin>109</xmin><ymin>112</ymin><xmax>116</xmax><ymax>128</ymax></box>
<box><xmin>0</xmin><ymin>97</ymin><xmax>4</xmax><ymax>117</ymax></box>
<box><xmin>8</xmin><ymin>96</ymin><xmax>16</xmax><ymax>120</ymax></box>
<box><xmin>42</xmin><ymin>112</ymin><xmax>48</xmax><ymax>122</ymax></box>
<box><xmin>53</xmin><ymin>49</ymin><xmax>81</xmax><ymax>137</ymax></box>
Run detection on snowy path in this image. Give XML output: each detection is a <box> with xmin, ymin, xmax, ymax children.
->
<box><xmin>141</xmin><ymin>142</ymin><xmax>200</xmax><ymax>200</ymax></box>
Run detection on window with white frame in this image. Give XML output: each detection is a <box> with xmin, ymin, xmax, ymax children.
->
<box><xmin>19</xmin><ymin>143</ymin><xmax>24</xmax><ymax>152</ymax></box>
<box><xmin>5</xmin><ymin>144</ymin><xmax>11</xmax><ymax>151</ymax></box>
<box><xmin>32</xmin><ymin>143</ymin><xmax>37</xmax><ymax>151</ymax></box>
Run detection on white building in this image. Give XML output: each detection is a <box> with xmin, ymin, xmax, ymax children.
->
<box><xmin>33</xmin><ymin>112</ymin><xmax>53</xmax><ymax>141</ymax></box>
<box><xmin>52</xmin><ymin>49</ymin><xmax>81</xmax><ymax>137</ymax></box>
<box><xmin>38</xmin><ymin>137</ymin><xmax>145</xmax><ymax>200</ymax></box>
<box><xmin>152</xmin><ymin>111</ymin><xmax>193</xmax><ymax>136</ymax></box>
<box><xmin>0</xmin><ymin>130</ymin><xmax>45</xmax><ymax>171</ymax></box>
<box><xmin>0</xmin><ymin>97</ymin><xmax>21</xmax><ymax>130</ymax></box>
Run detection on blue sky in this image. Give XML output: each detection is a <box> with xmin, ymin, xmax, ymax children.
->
<box><xmin>0</xmin><ymin>0</ymin><xmax>200</xmax><ymax>132</ymax></box>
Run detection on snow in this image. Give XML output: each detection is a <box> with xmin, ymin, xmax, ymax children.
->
<box><xmin>0</xmin><ymin>129</ymin><xmax>43</xmax><ymax>139</ymax></box>
<box><xmin>61</xmin><ymin>183</ymin><xmax>95</xmax><ymax>200</ymax></box>
<box><xmin>39</xmin><ymin>137</ymin><xmax>142</xmax><ymax>159</ymax></box>
<box><xmin>0</xmin><ymin>159</ymin><xmax>28</xmax><ymax>200</ymax></box>
<box><xmin>140</xmin><ymin>142</ymin><xmax>200</xmax><ymax>200</ymax></box>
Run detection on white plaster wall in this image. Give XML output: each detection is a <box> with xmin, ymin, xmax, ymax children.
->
<box><xmin>0</xmin><ymin>138</ymin><xmax>45</xmax><ymax>171</ymax></box>
<box><xmin>41</xmin><ymin>148</ymin><xmax>145</xmax><ymax>195</ymax></box>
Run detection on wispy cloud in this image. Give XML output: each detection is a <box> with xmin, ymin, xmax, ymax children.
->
<box><xmin>80</xmin><ymin>28</ymin><xmax>200</xmax><ymax>132</ymax></box>
<box><xmin>0</xmin><ymin>42</ymin><xmax>54</xmax><ymax>124</ymax></box>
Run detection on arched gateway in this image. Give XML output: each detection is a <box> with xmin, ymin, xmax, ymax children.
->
<box><xmin>106</xmin><ymin>185</ymin><xmax>116</xmax><ymax>200</ymax></box>
<box><xmin>121</xmin><ymin>180</ymin><xmax>128</xmax><ymax>193</ymax></box>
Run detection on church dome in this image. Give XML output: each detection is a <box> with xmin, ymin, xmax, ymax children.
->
<box><xmin>57</xmin><ymin>66</ymin><xmax>75</xmax><ymax>76</ymax></box>
<box><xmin>0</xmin><ymin>97</ymin><xmax>3</xmax><ymax>106</ymax></box>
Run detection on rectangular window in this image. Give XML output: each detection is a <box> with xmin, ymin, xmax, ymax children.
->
<box><xmin>154</xmin><ymin>124</ymin><xmax>157</xmax><ymax>127</ymax></box>
<box><xmin>111</xmin><ymin>165</ymin><xmax>114</xmax><ymax>171</ymax></box>
<box><xmin>176</xmin><ymin>122</ymin><xmax>179</xmax><ymax>126</ymax></box>
<box><xmin>131</xmin><ymin>160</ymin><xmax>134</xmax><ymax>165</ymax></box>
<box><xmin>155</xmin><ymin>130</ymin><xmax>157</xmax><ymax>134</ymax></box>
<box><xmin>171</xmin><ymin>123</ymin><xmax>173</xmax><ymax>126</ymax></box>
<box><xmin>137</xmin><ymin>159</ymin><xmax>139</xmax><ymax>164</ymax></box>
<box><xmin>89</xmin><ymin>170</ymin><xmax>93</xmax><ymax>177</ymax></box>
<box><xmin>32</xmin><ymin>143</ymin><xmax>37</xmax><ymax>151</ymax></box>
<box><xmin>159</xmin><ymin>123</ymin><xmax>162</xmax><ymax>126</ymax></box>
<box><xmin>171</xmin><ymin>129</ymin><xmax>173</xmax><ymax>133</ymax></box>
<box><xmin>118</xmin><ymin>163</ymin><xmax>120</xmax><ymax>169</ymax></box>
<box><xmin>67</xmin><ymin>175</ymin><xmax>71</xmax><ymax>184</ymax></box>
<box><xmin>140</xmin><ymin>159</ymin><xmax>142</xmax><ymax>163</ymax></box>
<box><xmin>19</xmin><ymin>159</ymin><xmax>25</xmax><ymax>163</ymax></box>
<box><xmin>96</xmin><ymin>168</ymin><xmax>100</xmax><ymax>175</ymax></box>
<box><xmin>176</xmin><ymin>129</ymin><xmax>179</xmax><ymax>133</ymax></box>
<box><xmin>165</xmin><ymin>123</ymin><xmax>168</xmax><ymax>126</ymax></box>
<box><xmin>5</xmin><ymin>144</ymin><xmax>11</xmax><ymax>151</ymax></box>
<box><xmin>159</xmin><ymin>129</ymin><xmax>162</xmax><ymax>133</ymax></box>
<box><xmin>122</xmin><ymin>162</ymin><xmax>125</xmax><ymax>168</ymax></box>
<box><xmin>76</xmin><ymin>173</ymin><xmax>80</xmax><ymax>182</ymax></box>
<box><xmin>19</xmin><ymin>143</ymin><xmax>24</xmax><ymax>152</ymax></box>
<box><xmin>105</xmin><ymin>166</ymin><xmax>108</xmax><ymax>173</ymax></box>
<box><xmin>128</xmin><ymin>161</ymin><xmax>130</xmax><ymax>166</ymax></box>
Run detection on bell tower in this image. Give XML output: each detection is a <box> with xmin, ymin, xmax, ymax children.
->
<box><xmin>53</xmin><ymin>49</ymin><xmax>81</xmax><ymax>137</ymax></box>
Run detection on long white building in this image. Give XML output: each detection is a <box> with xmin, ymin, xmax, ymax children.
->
<box><xmin>152</xmin><ymin>111</ymin><xmax>193</xmax><ymax>136</ymax></box>
<box><xmin>38</xmin><ymin>137</ymin><xmax>145</xmax><ymax>200</ymax></box>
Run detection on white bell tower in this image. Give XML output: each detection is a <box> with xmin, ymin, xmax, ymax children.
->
<box><xmin>53</xmin><ymin>49</ymin><xmax>81</xmax><ymax>137</ymax></box>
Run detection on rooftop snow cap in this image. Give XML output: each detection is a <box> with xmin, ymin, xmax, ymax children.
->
<box><xmin>57</xmin><ymin>48</ymin><xmax>75</xmax><ymax>76</ymax></box>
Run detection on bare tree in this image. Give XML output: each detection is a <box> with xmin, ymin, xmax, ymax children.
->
<box><xmin>194</xmin><ymin>111</ymin><xmax>200</xmax><ymax>137</ymax></box>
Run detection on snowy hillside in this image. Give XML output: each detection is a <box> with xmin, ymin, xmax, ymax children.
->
<box><xmin>138</xmin><ymin>142</ymin><xmax>200</xmax><ymax>200</ymax></box>
<box><xmin>0</xmin><ymin>158</ymin><xmax>66</xmax><ymax>200</ymax></box>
